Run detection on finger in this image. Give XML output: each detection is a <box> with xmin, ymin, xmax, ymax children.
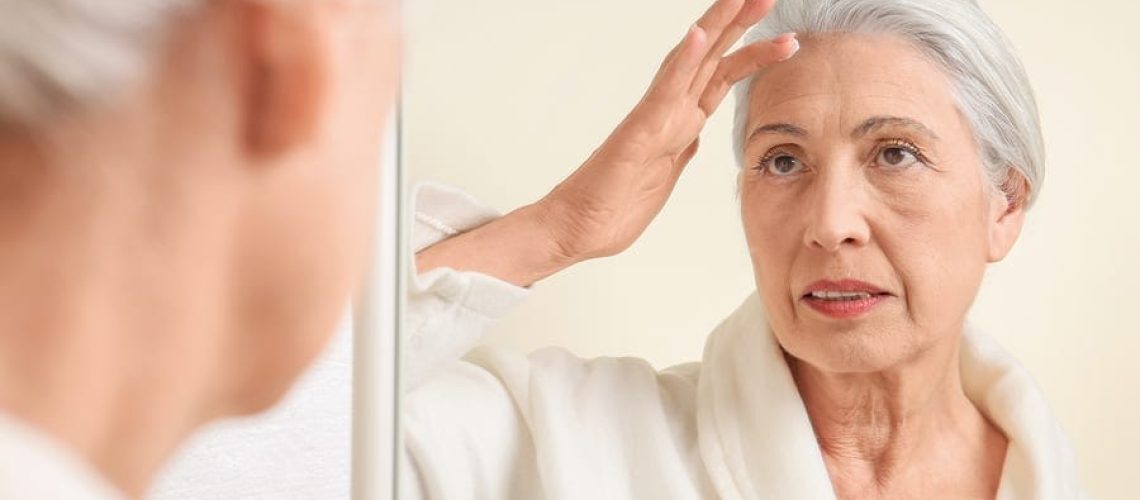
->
<box><xmin>692</xmin><ymin>0</ymin><xmax>748</xmax><ymax>54</ymax></box>
<box><xmin>698</xmin><ymin>33</ymin><xmax>799</xmax><ymax>115</ymax></box>
<box><xmin>690</xmin><ymin>0</ymin><xmax>776</xmax><ymax>95</ymax></box>
<box><xmin>648</xmin><ymin>24</ymin><xmax>708</xmax><ymax>98</ymax></box>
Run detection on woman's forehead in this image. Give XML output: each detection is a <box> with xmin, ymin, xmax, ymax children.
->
<box><xmin>746</xmin><ymin>33</ymin><xmax>962</xmax><ymax>138</ymax></box>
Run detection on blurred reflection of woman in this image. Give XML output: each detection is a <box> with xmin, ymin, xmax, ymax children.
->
<box><xmin>0</xmin><ymin>1</ymin><xmax>398</xmax><ymax>498</ymax></box>
<box><xmin>405</xmin><ymin>0</ymin><xmax>1086</xmax><ymax>498</ymax></box>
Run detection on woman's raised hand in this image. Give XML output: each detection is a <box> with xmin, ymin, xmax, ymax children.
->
<box><xmin>539</xmin><ymin>0</ymin><xmax>798</xmax><ymax>262</ymax></box>
<box><xmin>416</xmin><ymin>0</ymin><xmax>798</xmax><ymax>287</ymax></box>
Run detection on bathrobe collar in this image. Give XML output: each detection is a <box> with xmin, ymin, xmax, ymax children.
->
<box><xmin>696</xmin><ymin>292</ymin><xmax>1084</xmax><ymax>500</ymax></box>
<box><xmin>0</xmin><ymin>411</ymin><xmax>124</xmax><ymax>499</ymax></box>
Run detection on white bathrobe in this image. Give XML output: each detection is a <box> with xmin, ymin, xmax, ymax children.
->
<box><xmin>0</xmin><ymin>412</ymin><xmax>124</xmax><ymax>499</ymax></box>
<box><xmin>402</xmin><ymin>182</ymin><xmax>1087</xmax><ymax>500</ymax></box>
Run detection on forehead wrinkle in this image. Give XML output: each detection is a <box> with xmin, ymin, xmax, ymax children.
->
<box><xmin>746</xmin><ymin>37</ymin><xmax>959</xmax><ymax>150</ymax></box>
<box><xmin>750</xmin><ymin>90</ymin><xmax>837</xmax><ymax>114</ymax></box>
<box><xmin>746</xmin><ymin>91</ymin><xmax>836</xmax><ymax>144</ymax></box>
<box><xmin>748</xmin><ymin>90</ymin><xmax>946</xmax><ymax>146</ymax></box>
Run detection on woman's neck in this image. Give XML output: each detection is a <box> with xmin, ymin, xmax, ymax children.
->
<box><xmin>788</xmin><ymin>334</ymin><xmax>1008</xmax><ymax>498</ymax></box>
<box><xmin>0</xmin><ymin>241</ymin><xmax>211</xmax><ymax>498</ymax></box>
<box><xmin>0</xmin><ymin>132</ymin><xmax>229</xmax><ymax>498</ymax></box>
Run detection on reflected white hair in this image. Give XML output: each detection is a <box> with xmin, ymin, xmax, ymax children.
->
<box><xmin>732</xmin><ymin>0</ymin><xmax>1045</xmax><ymax>207</ymax></box>
<box><xmin>0</xmin><ymin>0</ymin><xmax>194</xmax><ymax>128</ymax></box>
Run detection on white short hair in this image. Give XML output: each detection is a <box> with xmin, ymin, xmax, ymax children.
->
<box><xmin>0</xmin><ymin>0</ymin><xmax>194</xmax><ymax>128</ymax></box>
<box><xmin>732</xmin><ymin>0</ymin><xmax>1045</xmax><ymax>207</ymax></box>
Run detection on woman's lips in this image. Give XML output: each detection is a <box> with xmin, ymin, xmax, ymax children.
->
<box><xmin>800</xmin><ymin>279</ymin><xmax>893</xmax><ymax>319</ymax></box>
<box><xmin>802</xmin><ymin>293</ymin><xmax>890</xmax><ymax>319</ymax></box>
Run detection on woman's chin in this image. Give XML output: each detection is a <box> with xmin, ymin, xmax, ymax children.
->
<box><xmin>777</xmin><ymin>322</ymin><xmax>920</xmax><ymax>375</ymax></box>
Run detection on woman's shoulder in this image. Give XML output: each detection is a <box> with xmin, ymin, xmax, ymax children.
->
<box><xmin>455</xmin><ymin>345</ymin><xmax>703</xmax><ymax>419</ymax></box>
<box><xmin>467</xmin><ymin>344</ymin><xmax>699</xmax><ymax>389</ymax></box>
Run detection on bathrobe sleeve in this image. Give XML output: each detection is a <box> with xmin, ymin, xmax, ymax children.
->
<box><xmin>402</xmin><ymin>182</ymin><xmax>532</xmax><ymax>391</ymax></box>
<box><xmin>401</xmin><ymin>181</ymin><xmax>540</xmax><ymax>499</ymax></box>
<box><xmin>400</xmin><ymin>183</ymin><xmax>709</xmax><ymax>500</ymax></box>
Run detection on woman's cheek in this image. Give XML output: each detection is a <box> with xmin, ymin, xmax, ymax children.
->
<box><xmin>867</xmin><ymin>169</ymin><xmax>942</xmax><ymax>221</ymax></box>
<box><xmin>743</xmin><ymin>193</ymin><xmax>803</xmax><ymax>316</ymax></box>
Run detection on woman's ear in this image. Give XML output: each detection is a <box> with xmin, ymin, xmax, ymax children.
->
<box><xmin>237</xmin><ymin>0</ymin><xmax>328</xmax><ymax>159</ymax></box>
<box><xmin>987</xmin><ymin>168</ymin><xmax>1030</xmax><ymax>263</ymax></box>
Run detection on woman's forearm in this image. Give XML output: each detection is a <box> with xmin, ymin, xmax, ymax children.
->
<box><xmin>414</xmin><ymin>201</ymin><xmax>579</xmax><ymax>288</ymax></box>
<box><xmin>415</xmin><ymin>15</ymin><xmax>798</xmax><ymax>289</ymax></box>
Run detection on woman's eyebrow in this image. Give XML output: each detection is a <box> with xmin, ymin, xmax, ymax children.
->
<box><xmin>746</xmin><ymin>116</ymin><xmax>940</xmax><ymax>145</ymax></box>
<box><xmin>747</xmin><ymin>122</ymin><xmax>809</xmax><ymax>143</ymax></box>
<box><xmin>850</xmin><ymin>116</ymin><xmax>941</xmax><ymax>141</ymax></box>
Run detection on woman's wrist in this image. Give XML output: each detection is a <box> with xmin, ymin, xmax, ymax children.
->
<box><xmin>414</xmin><ymin>200</ymin><xmax>583</xmax><ymax>288</ymax></box>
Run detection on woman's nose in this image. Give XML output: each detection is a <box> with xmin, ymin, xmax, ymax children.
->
<box><xmin>802</xmin><ymin>165</ymin><xmax>871</xmax><ymax>253</ymax></box>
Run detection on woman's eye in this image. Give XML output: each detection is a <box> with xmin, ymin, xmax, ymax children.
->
<box><xmin>760</xmin><ymin>154</ymin><xmax>804</xmax><ymax>176</ymax></box>
<box><xmin>876</xmin><ymin>146</ymin><xmax>921</xmax><ymax>169</ymax></box>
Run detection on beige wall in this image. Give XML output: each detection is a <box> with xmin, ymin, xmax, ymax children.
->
<box><xmin>404</xmin><ymin>1</ymin><xmax>1140</xmax><ymax>497</ymax></box>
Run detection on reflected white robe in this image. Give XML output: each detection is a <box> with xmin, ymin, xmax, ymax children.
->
<box><xmin>403</xmin><ymin>182</ymin><xmax>1086</xmax><ymax>500</ymax></box>
<box><xmin>0</xmin><ymin>413</ymin><xmax>123</xmax><ymax>499</ymax></box>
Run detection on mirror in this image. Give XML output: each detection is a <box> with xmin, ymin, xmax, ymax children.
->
<box><xmin>0</xmin><ymin>0</ymin><xmax>402</xmax><ymax>498</ymax></box>
<box><xmin>401</xmin><ymin>0</ymin><xmax>1138</xmax><ymax>498</ymax></box>
<box><xmin>150</xmin><ymin>123</ymin><xmax>401</xmax><ymax>500</ymax></box>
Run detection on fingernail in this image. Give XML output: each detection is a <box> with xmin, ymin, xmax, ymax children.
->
<box><xmin>687</xmin><ymin>24</ymin><xmax>707</xmax><ymax>43</ymax></box>
<box><xmin>773</xmin><ymin>32</ymin><xmax>797</xmax><ymax>44</ymax></box>
<box><xmin>778</xmin><ymin>34</ymin><xmax>800</xmax><ymax>60</ymax></box>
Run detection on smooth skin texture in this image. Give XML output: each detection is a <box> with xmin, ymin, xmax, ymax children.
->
<box><xmin>0</xmin><ymin>0</ymin><xmax>398</xmax><ymax>496</ymax></box>
<box><xmin>417</xmin><ymin>1</ymin><xmax>1024</xmax><ymax>499</ymax></box>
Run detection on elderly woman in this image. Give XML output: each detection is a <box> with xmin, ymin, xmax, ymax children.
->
<box><xmin>0</xmin><ymin>0</ymin><xmax>396</xmax><ymax>498</ymax></box>
<box><xmin>405</xmin><ymin>0</ymin><xmax>1084</xmax><ymax>498</ymax></box>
